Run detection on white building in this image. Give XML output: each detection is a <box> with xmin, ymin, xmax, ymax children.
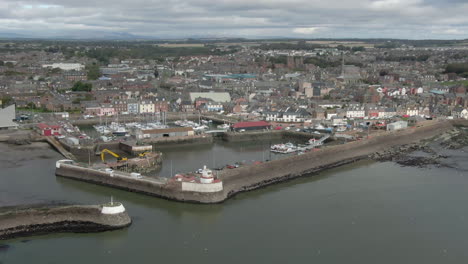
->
<box><xmin>42</xmin><ymin>63</ymin><xmax>84</xmax><ymax>71</ymax></box>
<box><xmin>189</xmin><ymin>92</ymin><xmax>231</xmax><ymax>103</ymax></box>
<box><xmin>461</xmin><ymin>109</ymin><xmax>468</xmax><ymax>119</ymax></box>
<box><xmin>205</xmin><ymin>102</ymin><xmax>223</xmax><ymax>112</ymax></box>
<box><xmin>0</xmin><ymin>105</ymin><xmax>18</xmax><ymax>130</ymax></box>
<box><xmin>346</xmin><ymin>107</ymin><xmax>366</xmax><ymax>118</ymax></box>
<box><xmin>387</xmin><ymin>121</ymin><xmax>408</xmax><ymax>131</ymax></box>
<box><xmin>379</xmin><ymin>108</ymin><xmax>397</xmax><ymax>118</ymax></box>
<box><xmin>139</xmin><ymin>101</ymin><xmax>155</xmax><ymax>114</ymax></box>
<box><xmin>406</xmin><ymin>107</ymin><xmax>419</xmax><ymax>116</ymax></box>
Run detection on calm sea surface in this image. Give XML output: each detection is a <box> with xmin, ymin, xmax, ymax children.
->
<box><xmin>1</xmin><ymin>142</ymin><xmax>468</xmax><ymax>264</ymax></box>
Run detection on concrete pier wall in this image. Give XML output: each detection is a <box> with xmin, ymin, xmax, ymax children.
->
<box><xmin>222</xmin><ymin>130</ymin><xmax>283</xmax><ymax>142</ymax></box>
<box><xmin>219</xmin><ymin>120</ymin><xmax>455</xmax><ymax>199</ymax></box>
<box><xmin>142</xmin><ymin>134</ymin><xmax>213</xmax><ymax>146</ymax></box>
<box><xmin>55</xmin><ymin>162</ymin><xmax>225</xmax><ymax>203</ymax></box>
<box><xmin>221</xmin><ymin>130</ymin><xmax>321</xmax><ymax>142</ymax></box>
<box><xmin>182</xmin><ymin>181</ymin><xmax>223</xmax><ymax>193</ymax></box>
<box><xmin>56</xmin><ymin>120</ymin><xmax>462</xmax><ymax>204</ymax></box>
<box><xmin>0</xmin><ymin>205</ymin><xmax>131</xmax><ymax>240</ymax></box>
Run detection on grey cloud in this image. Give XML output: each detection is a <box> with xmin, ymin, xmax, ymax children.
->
<box><xmin>0</xmin><ymin>0</ymin><xmax>467</xmax><ymax>39</ymax></box>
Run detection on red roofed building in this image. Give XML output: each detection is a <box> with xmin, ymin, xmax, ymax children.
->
<box><xmin>231</xmin><ymin>121</ymin><xmax>271</xmax><ymax>132</ymax></box>
<box><xmin>37</xmin><ymin>123</ymin><xmax>61</xmax><ymax>136</ymax></box>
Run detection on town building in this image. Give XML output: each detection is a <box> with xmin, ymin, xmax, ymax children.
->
<box><xmin>42</xmin><ymin>63</ymin><xmax>84</xmax><ymax>71</ymax></box>
<box><xmin>0</xmin><ymin>105</ymin><xmax>18</xmax><ymax>130</ymax></box>
<box><xmin>139</xmin><ymin>101</ymin><xmax>155</xmax><ymax>114</ymax></box>
<box><xmin>36</xmin><ymin>123</ymin><xmax>61</xmax><ymax>136</ymax></box>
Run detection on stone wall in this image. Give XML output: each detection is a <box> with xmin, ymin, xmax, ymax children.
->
<box><xmin>0</xmin><ymin>205</ymin><xmax>131</xmax><ymax>240</ymax></box>
<box><xmin>219</xmin><ymin>120</ymin><xmax>454</xmax><ymax>198</ymax></box>
<box><xmin>56</xmin><ymin>120</ymin><xmax>458</xmax><ymax>204</ymax></box>
<box><xmin>222</xmin><ymin>130</ymin><xmax>322</xmax><ymax>142</ymax></box>
<box><xmin>143</xmin><ymin>134</ymin><xmax>213</xmax><ymax>146</ymax></box>
<box><xmin>222</xmin><ymin>130</ymin><xmax>283</xmax><ymax>142</ymax></box>
<box><xmin>55</xmin><ymin>162</ymin><xmax>225</xmax><ymax>203</ymax></box>
<box><xmin>182</xmin><ymin>181</ymin><xmax>223</xmax><ymax>193</ymax></box>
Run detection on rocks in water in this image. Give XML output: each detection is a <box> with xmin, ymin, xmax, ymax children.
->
<box><xmin>396</xmin><ymin>156</ymin><xmax>441</xmax><ymax>168</ymax></box>
<box><xmin>371</xmin><ymin>126</ymin><xmax>468</xmax><ymax>168</ymax></box>
<box><xmin>439</xmin><ymin>127</ymin><xmax>468</xmax><ymax>149</ymax></box>
<box><xmin>370</xmin><ymin>143</ymin><xmax>423</xmax><ymax>162</ymax></box>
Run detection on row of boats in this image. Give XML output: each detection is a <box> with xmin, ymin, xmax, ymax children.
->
<box><xmin>270</xmin><ymin>135</ymin><xmax>330</xmax><ymax>154</ymax></box>
<box><xmin>174</xmin><ymin>120</ymin><xmax>210</xmax><ymax>131</ymax></box>
<box><xmin>94</xmin><ymin>121</ymin><xmax>169</xmax><ymax>136</ymax></box>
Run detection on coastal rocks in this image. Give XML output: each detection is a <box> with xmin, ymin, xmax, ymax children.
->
<box><xmin>395</xmin><ymin>155</ymin><xmax>448</xmax><ymax>168</ymax></box>
<box><xmin>439</xmin><ymin>128</ymin><xmax>468</xmax><ymax>149</ymax></box>
<box><xmin>370</xmin><ymin>141</ymin><xmax>448</xmax><ymax>168</ymax></box>
<box><xmin>372</xmin><ymin>146</ymin><xmax>449</xmax><ymax>168</ymax></box>
<box><xmin>371</xmin><ymin>126</ymin><xmax>468</xmax><ymax>168</ymax></box>
<box><xmin>370</xmin><ymin>143</ymin><xmax>424</xmax><ymax>161</ymax></box>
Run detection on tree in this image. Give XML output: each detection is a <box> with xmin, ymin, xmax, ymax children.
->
<box><xmin>71</xmin><ymin>81</ymin><xmax>93</xmax><ymax>92</ymax></box>
<box><xmin>5</xmin><ymin>62</ymin><xmax>14</xmax><ymax>68</ymax></box>
<box><xmin>0</xmin><ymin>61</ymin><xmax>4</xmax><ymax>66</ymax></box>
<box><xmin>26</xmin><ymin>102</ymin><xmax>36</xmax><ymax>109</ymax></box>
<box><xmin>1</xmin><ymin>95</ymin><xmax>13</xmax><ymax>106</ymax></box>
<box><xmin>351</xmin><ymin>46</ymin><xmax>365</xmax><ymax>52</ymax></box>
<box><xmin>444</xmin><ymin>63</ymin><xmax>468</xmax><ymax>76</ymax></box>
<box><xmin>86</xmin><ymin>64</ymin><xmax>100</xmax><ymax>80</ymax></box>
<box><xmin>379</xmin><ymin>69</ymin><xmax>389</xmax><ymax>76</ymax></box>
<box><xmin>50</xmin><ymin>67</ymin><xmax>61</xmax><ymax>74</ymax></box>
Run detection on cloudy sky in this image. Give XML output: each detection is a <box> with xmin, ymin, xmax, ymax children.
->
<box><xmin>1</xmin><ymin>0</ymin><xmax>468</xmax><ymax>39</ymax></box>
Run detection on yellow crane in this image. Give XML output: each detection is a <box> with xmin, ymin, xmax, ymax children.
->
<box><xmin>100</xmin><ymin>149</ymin><xmax>128</xmax><ymax>163</ymax></box>
<box><xmin>138</xmin><ymin>151</ymin><xmax>151</xmax><ymax>157</ymax></box>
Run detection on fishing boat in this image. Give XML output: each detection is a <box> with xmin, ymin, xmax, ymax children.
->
<box><xmin>112</xmin><ymin>126</ymin><xmax>128</xmax><ymax>136</ymax></box>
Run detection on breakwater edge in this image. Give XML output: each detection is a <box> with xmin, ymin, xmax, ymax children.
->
<box><xmin>56</xmin><ymin>119</ymin><xmax>467</xmax><ymax>204</ymax></box>
<box><xmin>0</xmin><ymin>203</ymin><xmax>131</xmax><ymax>241</ymax></box>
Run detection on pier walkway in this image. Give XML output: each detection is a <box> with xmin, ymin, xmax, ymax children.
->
<box><xmin>45</xmin><ymin>136</ymin><xmax>76</xmax><ymax>160</ymax></box>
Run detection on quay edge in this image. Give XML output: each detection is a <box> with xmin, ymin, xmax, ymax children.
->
<box><xmin>56</xmin><ymin>120</ymin><xmax>465</xmax><ymax>204</ymax></box>
<box><xmin>0</xmin><ymin>204</ymin><xmax>131</xmax><ymax>241</ymax></box>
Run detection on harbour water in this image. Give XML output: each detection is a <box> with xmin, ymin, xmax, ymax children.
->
<box><xmin>1</xmin><ymin>142</ymin><xmax>468</xmax><ymax>263</ymax></box>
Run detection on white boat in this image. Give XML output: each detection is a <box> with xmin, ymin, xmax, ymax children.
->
<box><xmin>271</xmin><ymin>142</ymin><xmax>298</xmax><ymax>153</ymax></box>
<box><xmin>315</xmin><ymin>124</ymin><xmax>325</xmax><ymax>130</ymax></box>
<box><xmin>112</xmin><ymin>127</ymin><xmax>128</xmax><ymax>136</ymax></box>
<box><xmin>194</xmin><ymin>125</ymin><xmax>209</xmax><ymax>131</ymax></box>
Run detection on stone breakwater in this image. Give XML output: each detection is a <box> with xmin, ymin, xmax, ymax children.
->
<box><xmin>0</xmin><ymin>204</ymin><xmax>131</xmax><ymax>240</ymax></box>
<box><xmin>57</xmin><ymin>120</ymin><xmax>461</xmax><ymax>204</ymax></box>
<box><xmin>55</xmin><ymin>161</ymin><xmax>226</xmax><ymax>204</ymax></box>
<box><xmin>219</xmin><ymin>120</ymin><xmax>458</xmax><ymax>199</ymax></box>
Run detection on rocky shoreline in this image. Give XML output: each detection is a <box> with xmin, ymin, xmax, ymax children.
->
<box><xmin>370</xmin><ymin>125</ymin><xmax>468</xmax><ymax>168</ymax></box>
<box><xmin>0</xmin><ymin>204</ymin><xmax>131</xmax><ymax>241</ymax></box>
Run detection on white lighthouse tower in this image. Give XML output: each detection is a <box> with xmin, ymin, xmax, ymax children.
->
<box><xmin>199</xmin><ymin>165</ymin><xmax>214</xmax><ymax>184</ymax></box>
